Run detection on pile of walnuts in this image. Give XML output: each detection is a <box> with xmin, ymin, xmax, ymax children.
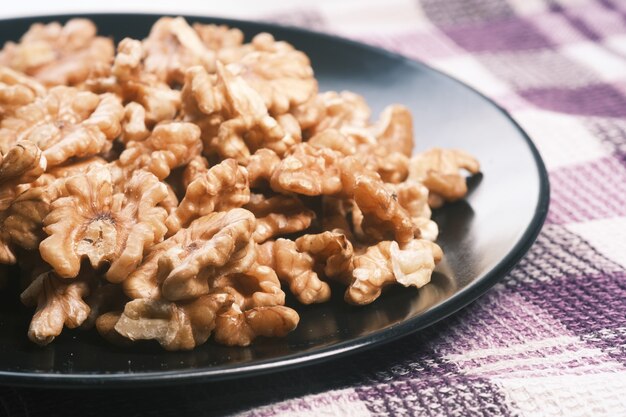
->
<box><xmin>0</xmin><ymin>17</ymin><xmax>480</xmax><ymax>350</ymax></box>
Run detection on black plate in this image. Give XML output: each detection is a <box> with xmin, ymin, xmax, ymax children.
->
<box><xmin>0</xmin><ymin>13</ymin><xmax>549</xmax><ymax>387</ymax></box>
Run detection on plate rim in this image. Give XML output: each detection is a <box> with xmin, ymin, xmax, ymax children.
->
<box><xmin>0</xmin><ymin>12</ymin><xmax>550</xmax><ymax>388</ymax></box>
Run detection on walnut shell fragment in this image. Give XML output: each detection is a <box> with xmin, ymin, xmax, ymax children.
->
<box><xmin>346</xmin><ymin>239</ymin><xmax>443</xmax><ymax>305</ymax></box>
<box><xmin>20</xmin><ymin>270</ymin><xmax>91</xmax><ymax>345</ymax></box>
<box><xmin>409</xmin><ymin>148</ymin><xmax>480</xmax><ymax>208</ymax></box>
<box><xmin>39</xmin><ymin>166</ymin><xmax>168</xmax><ymax>282</ymax></box>
<box><xmin>0</xmin><ymin>19</ymin><xmax>114</xmax><ymax>86</ymax></box>
<box><xmin>165</xmin><ymin>158</ymin><xmax>250</xmax><ymax>235</ymax></box>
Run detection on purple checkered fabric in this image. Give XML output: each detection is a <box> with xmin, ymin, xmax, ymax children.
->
<box><xmin>2</xmin><ymin>0</ymin><xmax>626</xmax><ymax>416</ymax></box>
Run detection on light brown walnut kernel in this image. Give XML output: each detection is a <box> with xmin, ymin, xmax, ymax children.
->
<box><xmin>270</xmin><ymin>143</ymin><xmax>343</xmax><ymax>196</ymax></box>
<box><xmin>224</xmin><ymin>32</ymin><xmax>317</xmax><ymax>114</ymax></box>
<box><xmin>2</xmin><ymin>157</ymin><xmax>107</xmax><ymax>255</ymax></box>
<box><xmin>0</xmin><ymin>86</ymin><xmax>123</xmax><ymax>167</ymax></box>
<box><xmin>390</xmin><ymin>180</ymin><xmax>438</xmax><ymax>241</ymax></box>
<box><xmin>20</xmin><ymin>270</ymin><xmax>91</xmax><ymax>345</ymax></box>
<box><xmin>165</xmin><ymin>159</ymin><xmax>250</xmax><ymax>235</ymax></box>
<box><xmin>304</xmin><ymin>91</ymin><xmax>371</xmax><ymax>136</ymax></box>
<box><xmin>0</xmin><ymin>66</ymin><xmax>46</xmax><ymax>115</ymax></box>
<box><xmin>339</xmin><ymin>157</ymin><xmax>414</xmax><ymax>244</ymax></box>
<box><xmin>345</xmin><ymin>239</ymin><xmax>443</xmax><ymax>305</ymax></box>
<box><xmin>257</xmin><ymin>239</ymin><xmax>331</xmax><ymax>304</ymax></box>
<box><xmin>142</xmin><ymin>17</ymin><xmax>216</xmax><ymax>85</ymax></box>
<box><xmin>0</xmin><ymin>19</ymin><xmax>114</xmax><ymax>86</ymax></box>
<box><xmin>213</xmin><ymin>262</ymin><xmax>285</xmax><ymax>309</ymax></box>
<box><xmin>321</xmin><ymin>196</ymin><xmax>353</xmax><ymax>238</ymax></box>
<box><xmin>111</xmin><ymin>38</ymin><xmax>182</xmax><ymax>124</ymax></box>
<box><xmin>308</xmin><ymin>129</ymin><xmax>356</xmax><ymax>156</ymax></box>
<box><xmin>213</xmin><ymin>303</ymin><xmax>299</xmax><ymax>346</ymax></box>
<box><xmin>113</xmin><ymin>294</ymin><xmax>227</xmax><ymax>350</ymax></box>
<box><xmin>247</xmin><ymin>149</ymin><xmax>281</xmax><ymax>188</ymax></box>
<box><xmin>409</xmin><ymin>148</ymin><xmax>480</xmax><ymax>208</ymax></box>
<box><xmin>192</xmin><ymin>23</ymin><xmax>244</xmax><ymax>51</ymax></box>
<box><xmin>0</xmin><ymin>140</ymin><xmax>46</xmax><ymax>187</ymax></box>
<box><xmin>295</xmin><ymin>231</ymin><xmax>354</xmax><ymax>284</ymax></box>
<box><xmin>182</xmin><ymin>64</ymin><xmax>295</xmax><ymax>163</ymax></box>
<box><xmin>124</xmin><ymin>209</ymin><xmax>255</xmax><ymax>301</ymax></box>
<box><xmin>245</xmin><ymin>193</ymin><xmax>315</xmax><ymax>243</ymax></box>
<box><xmin>181</xmin><ymin>155</ymin><xmax>209</xmax><ymax>189</ymax></box>
<box><xmin>120</xmin><ymin>102</ymin><xmax>150</xmax><ymax>143</ymax></box>
<box><xmin>118</xmin><ymin>122</ymin><xmax>202</xmax><ymax>180</ymax></box>
<box><xmin>371</xmin><ymin>105</ymin><xmax>414</xmax><ymax>157</ymax></box>
<box><xmin>39</xmin><ymin>166</ymin><xmax>168</xmax><ymax>281</ymax></box>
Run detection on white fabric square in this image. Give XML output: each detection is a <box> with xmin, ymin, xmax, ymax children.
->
<box><xmin>511</xmin><ymin>109</ymin><xmax>610</xmax><ymax>169</ymax></box>
<box><xmin>499</xmin><ymin>372</ymin><xmax>626</xmax><ymax>417</ymax></box>
<box><xmin>561</xmin><ymin>42</ymin><xmax>626</xmax><ymax>83</ymax></box>
<box><xmin>566</xmin><ymin>217</ymin><xmax>626</xmax><ymax>269</ymax></box>
<box><xmin>605</xmin><ymin>34</ymin><xmax>626</xmax><ymax>56</ymax></box>
<box><xmin>508</xmin><ymin>0</ymin><xmax>550</xmax><ymax>16</ymax></box>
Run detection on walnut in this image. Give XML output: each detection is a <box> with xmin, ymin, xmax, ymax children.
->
<box><xmin>270</xmin><ymin>143</ymin><xmax>343</xmax><ymax>196</ymax></box>
<box><xmin>82</xmin><ymin>282</ymin><xmax>127</xmax><ymax>329</ymax></box>
<box><xmin>124</xmin><ymin>209</ymin><xmax>256</xmax><ymax>301</ymax></box>
<box><xmin>321</xmin><ymin>196</ymin><xmax>353</xmax><ymax>238</ymax></box>
<box><xmin>247</xmin><ymin>148</ymin><xmax>280</xmax><ymax>188</ymax></box>
<box><xmin>308</xmin><ymin>129</ymin><xmax>356</xmax><ymax>156</ymax></box>
<box><xmin>0</xmin><ymin>140</ymin><xmax>46</xmax><ymax>187</ymax></box>
<box><xmin>117</xmin><ymin>122</ymin><xmax>202</xmax><ymax>181</ymax></box>
<box><xmin>165</xmin><ymin>159</ymin><xmax>250</xmax><ymax>234</ymax></box>
<box><xmin>142</xmin><ymin>17</ymin><xmax>216</xmax><ymax>85</ymax></box>
<box><xmin>159</xmin><ymin>183</ymin><xmax>179</xmax><ymax>215</ymax></box>
<box><xmin>0</xmin><ymin>86</ymin><xmax>123</xmax><ymax>167</ymax></box>
<box><xmin>182</xmin><ymin>64</ymin><xmax>295</xmax><ymax>163</ymax></box>
<box><xmin>299</xmin><ymin>91</ymin><xmax>371</xmax><ymax>136</ymax></box>
<box><xmin>245</xmin><ymin>193</ymin><xmax>315</xmax><ymax>243</ymax></box>
<box><xmin>409</xmin><ymin>148</ymin><xmax>480</xmax><ymax>208</ymax></box>
<box><xmin>257</xmin><ymin>239</ymin><xmax>331</xmax><ymax>304</ymax></box>
<box><xmin>224</xmin><ymin>33</ymin><xmax>317</xmax><ymax>114</ymax></box>
<box><xmin>120</xmin><ymin>102</ymin><xmax>150</xmax><ymax>143</ymax></box>
<box><xmin>339</xmin><ymin>157</ymin><xmax>414</xmax><ymax>244</ymax></box>
<box><xmin>181</xmin><ymin>155</ymin><xmax>209</xmax><ymax>189</ymax></box>
<box><xmin>213</xmin><ymin>303</ymin><xmax>299</xmax><ymax>346</ymax></box>
<box><xmin>20</xmin><ymin>270</ymin><xmax>91</xmax><ymax>345</ymax></box>
<box><xmin>370</xmin><ymin>105</ymin><xmax>414</xmax><ymax>157</ymax></box>
<box><xmin>0</xmin><ymin>19</ymin><xmax>114</xmax><ymax>86</ymax></box>
<box><xmin>2</xmin><ymin>157</ymin><xmax>107</xmax><ymax>256</ymax></box>
<box><xmin>112</xmin><ymin>38</ymin><xmax>182</xmax><ymax>124</ymax></box>
<box><xmin>112</xmin><ymin>294</ymin><xmax>227</xmax><ymax>350</ymax></box>
<box><xmin>39</xmin><ymin>166</ymin><xmax>169</xmax><ymax>282</ymax></box>
<box><xmin>346</xmin><ymin>239</ymin><xmax>443</xmax><ymax>305</ymax></box>
<box><xmin>295</xmin><ymin>231</ymin><xmax>354</xmax><ymax>284</ymax></box>
<box><xmin>390</xmin><ymin>180</ymin><xmax>438</xmax><ymax>241</ymax></box>
<box><xmin>192</xmin><ymin>23</ymin><xmax>244</xmax><ymax>51</ymax></box>
<box><xmin>0</xmin><ymin>66</ymin><xmax>46</xmax><ymax>115</ymax></box>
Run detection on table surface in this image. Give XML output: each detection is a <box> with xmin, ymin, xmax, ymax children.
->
<box><xmin>1</xmin><ymin>1</ymin><xmax>626</xmax><ymax>416</ymax></box>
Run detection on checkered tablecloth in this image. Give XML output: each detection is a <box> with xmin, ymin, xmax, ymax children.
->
<box><xmin>1</xmin><ymin>0</ymin><xmax>626</xmax><ymax>416</ymax></box>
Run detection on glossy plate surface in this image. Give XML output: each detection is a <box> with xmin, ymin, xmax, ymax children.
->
<box><xmin>0</xmin><ymin>14</ymin><xmax>549</xmax><ymax>387</ymax></box>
